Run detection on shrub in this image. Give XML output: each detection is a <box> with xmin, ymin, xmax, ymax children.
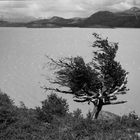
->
<box><xmin>36</xmin><ymin>93</ymin><xmax>69</xmax><ymax>123</ymax></box>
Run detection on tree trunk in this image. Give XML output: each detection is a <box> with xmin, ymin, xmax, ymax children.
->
<box><xmin>91</xmin><ymin>99</ymin><xmax>103</xmax><ymax>119</ymax></box>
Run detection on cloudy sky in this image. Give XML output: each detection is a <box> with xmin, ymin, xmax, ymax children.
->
<box><xmin>0</xmin><ymin>0</ymin><xmax>140</xmax><ymax>19</ymax></box>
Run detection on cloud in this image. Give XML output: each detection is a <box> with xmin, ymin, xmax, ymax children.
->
<box><xmin>0</xmin><ymin>0</ymin><xmax>140</xmax><ymax>19</ymax></box>
<box><xmin>110</xmin><ymin>0</ymin><xmax>140</xmax><ymax>10</ymax></box>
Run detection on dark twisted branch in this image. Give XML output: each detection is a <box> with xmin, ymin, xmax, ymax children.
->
<box><xmin>46</xmin><ymin>55</ymin><xmax>75</xmax><ymax>69</ymax></box>
<box><xmin>104</xmin><ymin>101</ymin><xmax>127</xmax><ymax>105</ymax></box>
<box><xmin>43</xmin><ymin>87</ymin><xmax>74</xmax><ymax>94</ymax></box>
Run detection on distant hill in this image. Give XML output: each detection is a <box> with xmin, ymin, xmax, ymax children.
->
<box><xmin>98</xmin><ymin>111</ymin><xmax>119</xmax><ymax>120</ymax></box>
<box><xmin>26</xmin><ymin>16</ymin><xmax>85</xmax><ymax>28</ymax></box>
<box><xmin>0</xmin><ymin>21</ymin><xmax>27</xmax><ymax>27</ymax></box>
<box><xmin>1</xmin><ymin>7</ymin><xmax>140</xmax><ymax>28</ymax></box>
<box><xmin>27</xmin><ymin>7</ymin><xmax>140</xmax><ymax>28</ymax></box>
<box><xmin>82</xmin><ymin>11</ymin><xmax>116</xmax><ymax>27</ymax></box>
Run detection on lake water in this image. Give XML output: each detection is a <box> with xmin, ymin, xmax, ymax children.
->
<box><xmin>0</xmin><ymin>27</ymin><xmax>140</xmax><ymax>116</ymax></box>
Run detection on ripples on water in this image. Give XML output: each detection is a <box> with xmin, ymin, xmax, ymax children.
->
<box><xmin>0</xmin><ymin>28</ymin><xmax>140</xmax><ymax>115</ymax></box>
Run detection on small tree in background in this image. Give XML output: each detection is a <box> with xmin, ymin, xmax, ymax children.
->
<box><xmin>44</xmin><ymin>33</ymin><xmax>129</xmax><ymax>119</ymax></box>
<box><xmin>36</xmin><ymin>93</ymin><xmax>69</xmax><ymax>122</ymax></box>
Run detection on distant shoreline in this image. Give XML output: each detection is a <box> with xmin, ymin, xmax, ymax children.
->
<box><xmin>1</xmin><ymin>7</ymin><xmax>140</xmax><ymax>28</ymax></box>
<box><xmin>0</xmin><ymin>26</ymin><xmax>140</xmax><ymax>29</ymax></box>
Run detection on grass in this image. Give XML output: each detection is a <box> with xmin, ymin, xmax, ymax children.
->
<box><xmin>1</xmin><ymin>92</ymin><xmax>140</xmax><ymax>140</ymax></box>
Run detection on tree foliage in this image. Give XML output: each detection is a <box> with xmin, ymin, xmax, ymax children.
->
<box><xmin>36</xmin><ymin>93</ymin><xmax>69</xmax><ymax>122</ymax></box>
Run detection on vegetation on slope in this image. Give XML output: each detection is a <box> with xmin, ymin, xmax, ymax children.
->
<box><xmin>0</xmin><ymin>90</ymin><xmax>140</xmax><ymax>140</ymax></box>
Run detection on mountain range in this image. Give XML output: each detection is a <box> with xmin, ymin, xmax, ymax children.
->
<box><xmin>0</xmin><ymin>7</ymin><xmax>140</xmax><ymax>28</ymax></box>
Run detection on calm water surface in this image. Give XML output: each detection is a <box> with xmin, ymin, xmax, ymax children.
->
<box><xmin>0</xmin><ymin>27</ymin><xmax>140</xmax><ymax>116</ymax></box>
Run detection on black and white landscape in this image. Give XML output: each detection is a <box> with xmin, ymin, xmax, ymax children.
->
<box><xmin>0</xmin><ymin>0</ymin><xmax>140</xmax><ymax>139</ymax></box>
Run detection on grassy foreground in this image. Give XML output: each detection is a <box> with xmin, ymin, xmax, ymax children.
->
<box><xmin>0</xmin><ymin>91</ymin><xmax>140</xmax><ymax>140</ymax></box>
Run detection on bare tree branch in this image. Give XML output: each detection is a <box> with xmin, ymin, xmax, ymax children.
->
<box><xmin>43</xmin><ymin>87</ymin><xmax>73</xmax><ymax>94</ymax></box>
<box><xmin>46</xmin><ymin>55</ymin><xmax>75</xmax><ymax>69</ymax></box>
<box><xmin>104</xmin><ymin>101</ymin><xmax>127</xmax><ymax>105</ymax></box>
<box><xmin>73</xmin><ymin>99</ymin><xmax>89</xmax><ymax>102</ymax></box>
<box><xmin>109</xmin><ymin>75</ymin><xmax>128</xmax><ymax>96</ymax></box>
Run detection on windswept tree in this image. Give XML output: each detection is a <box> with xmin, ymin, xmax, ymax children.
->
<box><xmin>43</xmin><ymin>33</ymin><xmax>129</xmax><ymax>119</ymax></box>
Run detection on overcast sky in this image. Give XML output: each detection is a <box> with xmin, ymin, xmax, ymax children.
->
<box><xmin>0</xmin><ymin>0</ymin><xmax>140</xmax><ymax>18</ymax></box>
